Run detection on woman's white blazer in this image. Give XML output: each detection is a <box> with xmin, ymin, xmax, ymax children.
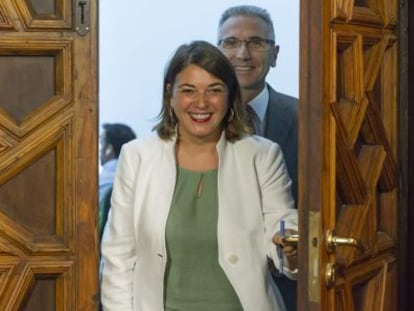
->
<box><xmin>101</xmin><ymin>132</ymin><xmax>298</xmax><ymax>311</ymax></box>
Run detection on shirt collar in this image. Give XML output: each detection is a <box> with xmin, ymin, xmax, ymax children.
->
<box><xmin>247</xmin><ymin>85</ymin><xmax>269</xmax><ymax>123</ymax></box>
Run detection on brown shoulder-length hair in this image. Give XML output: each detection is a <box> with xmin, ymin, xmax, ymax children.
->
<box><xmin>152</xmin><ymin>40</ymin><xmax>252</xmax><ymax>141</ymax></box>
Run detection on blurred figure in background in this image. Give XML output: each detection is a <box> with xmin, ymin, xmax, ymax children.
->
<box><xmin>99</xmin><ymin>123</ymin><xmax>136</xmax><ymax>239</ymax></box>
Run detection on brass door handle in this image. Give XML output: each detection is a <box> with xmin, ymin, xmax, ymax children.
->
<box><xmin>281</xmin><ymin>234</ymin><xmax>299</xmax><ymax>246</ymax></box>
<box><xmin>325</xmin><ymin>263</ymin><xmax>337</xmax><ymax>287</ymax></box>
<box><xmin>280</xmin><ymin>231</ymin><xmax>363</xmax><ymax>251</ymax></box>
<box><xmin>326</xmin><ymin>230</ymin><xmax>364</xmax><ymax>253</ymax></box>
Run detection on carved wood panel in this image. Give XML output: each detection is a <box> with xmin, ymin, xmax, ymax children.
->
<box><xmin>329</xmin><ymin>0</ymin><xmax>398</xmax><ymax>310</ymax></box>
<box><xmin>0</xmin><ymin>0</ymin><xmax>98</xmax><ymax>310</ymax></box>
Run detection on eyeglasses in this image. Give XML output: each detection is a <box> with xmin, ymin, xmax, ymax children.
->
<box><xmin>218</xmin><ymin>37</ymin><xmax>275</xmax><ymax>52</ymax></box>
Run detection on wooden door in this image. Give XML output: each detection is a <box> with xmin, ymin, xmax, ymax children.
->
<box><xmin>298</xmin><ymin>0</ymin><xmax>402</xmax><ymax>310</ymax></box>
<box><xmin>0</xmin><ymin>0</ymin><xmax>98</xmax><ymax>310</ymax></box>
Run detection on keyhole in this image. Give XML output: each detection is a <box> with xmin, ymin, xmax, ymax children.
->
<box><xmin>79</xmin><ymin>0</ymin><xmax>87</xmax><ymax>24</ymax></box>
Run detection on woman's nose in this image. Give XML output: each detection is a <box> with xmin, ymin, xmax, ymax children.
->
<box><xmin>195</xmin><ymin>93</ymin><xmax>209</xmax><ymax>107</ymax></box>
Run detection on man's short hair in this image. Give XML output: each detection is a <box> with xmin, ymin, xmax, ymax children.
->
<box><xmin>218</xmin><ymin>5</ymin><xmax>275</xmax><ymax>41</ymax></box>
<box><xmin>102</xmin><ymin>123</ymin><xmax>136</xmax><ymax>158</ymax></box>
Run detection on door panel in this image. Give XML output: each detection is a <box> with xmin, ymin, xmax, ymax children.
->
<box><xmin>299</xmin><ymin>0</ymin><xmax>399</xmax><ymax>310</ymax></box>
<box><xmin>0</xmin><ymin>0</ymin><xmax>98</xmax><ymax>310</ymax></box>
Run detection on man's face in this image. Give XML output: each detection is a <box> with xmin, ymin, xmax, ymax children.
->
<box><xmin>218</xmin><ymin>15</ymin><xmax>279</xmax><ymax>93</ymax></box>
<box><xmin>99</xmin><ymin>130</ymin><xmax>112</xmax><ymax>165</ymax></box>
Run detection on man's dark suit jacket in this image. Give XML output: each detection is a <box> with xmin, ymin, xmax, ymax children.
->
<box><xmin>264</xmin><ymin>85</ymin><xmax>298</xmax><ymax>311</ymax></box>
<box><xmin>264</xmin><ymin>85</ymin><xmax>298</xmax><ymax>203</ymax></box>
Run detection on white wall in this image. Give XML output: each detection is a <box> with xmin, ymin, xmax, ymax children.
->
<box><xmin>99</xmin><ymin>0</ymin><xmax>299</xmax><ymax>136</ymax></box>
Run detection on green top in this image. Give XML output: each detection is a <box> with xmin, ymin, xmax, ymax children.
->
<box><xmin>164</xmin><ymin>167</ymin><xmax>243</xmax><ymax>311</ymax></box>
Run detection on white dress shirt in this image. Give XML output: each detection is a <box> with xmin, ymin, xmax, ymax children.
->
<box><xmin>247</xmin><ymin>86</ymin><xmax>270</xmax><ymax>136</ymax></box>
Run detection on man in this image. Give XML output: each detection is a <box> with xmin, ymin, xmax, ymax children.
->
<box><xmin>217</xmin><ymin>5</ymin><xmax>298</xmax><ymax>311</ymax></box>
<box><xmin>99</xmin><ymin>123</ymin><xmax>136</xmax><ymax>239</ymax></box>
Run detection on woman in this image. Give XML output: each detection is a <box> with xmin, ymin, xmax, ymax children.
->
<box><xmin>101</xmin><ymin>40</ymin><xmax>298</xmax><ymax>311</ymax></box>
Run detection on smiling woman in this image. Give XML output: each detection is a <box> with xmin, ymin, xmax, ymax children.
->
<box><xmin>99</xmin><ymin>3</ymin><xmax>300</xmax><ymax>310</ymax></box>
<box><xmin>100</xmin><ymin>39</ymin><xmax>298</xmax><ymax>311</ymax></box>
<box><xmin>99</xmin><ymin>0</ymin><xmax>299</xmax><ymax>136</ymax></box>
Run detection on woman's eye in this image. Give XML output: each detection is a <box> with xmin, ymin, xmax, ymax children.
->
<box><xmin>208</xmin><ymin>88</ymin><xmax>224</xmax><ymax>95</ymax></box>
<box><xmin>181</xmin><ymin>89</ymin><xmax>195</xmax><ymax>94</ymax></box>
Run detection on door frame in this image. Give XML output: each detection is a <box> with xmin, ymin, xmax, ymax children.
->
<box><xmin>404</xmin><ymin>0</ymin><xmax>414</xmax><ymax>309</ymax></box>
<box><xmin>297</xmin><ymin>0</ymin><xmax>326</xmax><ymax>309</ymax></box>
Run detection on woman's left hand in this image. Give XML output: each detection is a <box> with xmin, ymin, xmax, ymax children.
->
<box><xmin>273</xmin><ymin>229</ymin><xmax>298</xmax><ymax>271</ymax></box>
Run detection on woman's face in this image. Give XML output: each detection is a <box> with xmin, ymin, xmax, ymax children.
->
<box><xmin>170</xmin><ymin>64</ymin><xmax>228</xmax><ymax>143</ymax></box>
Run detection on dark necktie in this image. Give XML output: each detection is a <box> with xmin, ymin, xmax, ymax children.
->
<box><xmin>246</xmin><ymin>105</ymin><xmax>260</xmax><ymax>135</ymax></box>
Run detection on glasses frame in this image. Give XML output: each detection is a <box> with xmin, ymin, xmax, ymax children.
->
<box><xmin>217</xmin><ymin>37</ymin><xmax>275</xmax><ymax>52</ymax></box>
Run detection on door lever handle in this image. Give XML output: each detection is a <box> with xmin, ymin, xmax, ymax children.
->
<box><xmin>326</xmin><ymin>230</ymin><xmax>364</xmax><ymax>253</ymax></box>
<box><xmin>280</xmin><ymin>230</ymin><xmax>363</xmax><ymax>252</ymax></box>
<box><xmin>281</xmin><ymin>234</ymin><xmax>299</xmax><ymax>246</ymax></box>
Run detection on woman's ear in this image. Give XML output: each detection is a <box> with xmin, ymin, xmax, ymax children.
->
<box><xmin>166</xmin><ymin>83</ymin><xmax>172</xmax><ymax>95</ymax></box>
